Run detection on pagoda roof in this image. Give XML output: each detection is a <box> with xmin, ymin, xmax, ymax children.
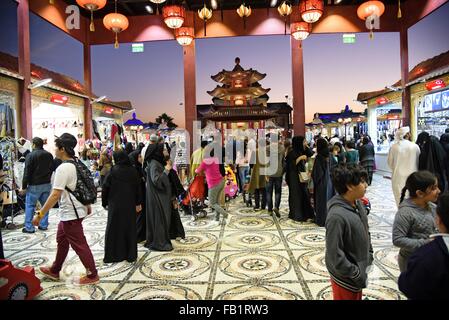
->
<box><xmin>199</xmin><ymin>106</ymin><xmax>277</xmax><ymax>122</ymax></box>
<box><xmin>211</xmin><ymin>69</ymin><xmax>267</xmax><ymax>85</ymax></box>
<box><xmin>212</xmin><ymin>94</ymin><xmax>269</xmax><ymax>106</ymax></box>
<box><xmin>207</xmin><ymin>86</ymin><xmax>271</xmax><ymax>100</ymax></box>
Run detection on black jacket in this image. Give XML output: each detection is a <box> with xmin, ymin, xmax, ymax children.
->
<box><xmin>398</xmin><ymin>235</ymin><xmax>449</xmax><ymax>300</ymax></box>
<box><xmin>22</xmin><ymin>148</ymin><xmax>54</xmax><ymax>188</ymax></box>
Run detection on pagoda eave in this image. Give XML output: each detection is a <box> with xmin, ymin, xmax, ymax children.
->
<box><xmin>207</xmin><ymin>87</ymin><xmax>271</xmax><ymax>99</ymax></box>
<box><xmin>200</xmin><ymin>106</ymin><xmax>277</xmax><ymax>122</ymax></box>
<box><xmin>211</xmin><ymin>70</ymin><xmax>267</xmax><ymax>85</ymax></box>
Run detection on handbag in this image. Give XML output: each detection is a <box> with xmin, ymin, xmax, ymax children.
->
<box><xmin>1</xmin><ymin>190</ymin><xmax>17</xmax><ymax>205</ymax></box>
<box><xmin>298</xmin><ymin>171</ymin><xmax>309</xmax><ymax>183</ymax></box>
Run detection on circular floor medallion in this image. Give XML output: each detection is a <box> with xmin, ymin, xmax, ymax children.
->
<box><xmin>223</xmin><ymin>231</ymin><xmax>281</xmax><ymax>250</ymax></box>
<box><xmin>227</xmin><ymin>216</ymin><xmax>274</xmax><ymax>230</ymax></box>
<box><xmin>115</xmin><ymin>285</ymin><xmax>202</xmax><ymax>300</ymax></box>
<box><xmin>215</xmin><ymin>284</ymin><xmax>303</xmax><ymax>300</ymax></box>
<box><xmin>2</xmin><ymin>232</ymin><xmax>46</xmax><ymax>249</ymax></box>
<box><xmin>297</xmin><ymin>249</ymin><xmax>328</xmax><ymax>277</ymax></box>
<box><xmin>374</xmin><ymin>248</ymin><xmax>400</xmax><ymax>271</ymax></box>
<box><xmin>173</xmin><ymin>233</ymin><xmax>217</xmax><ymax>250</ymax></box>
<box><xmin>286</xmin><ymin>230</ymin><xmax>325</xmax><ymax>247</ymax></box>
<box><xmin>37</xmin><ymin>284</ymin><xmax>106</xmax><ymax>300</ymax></box>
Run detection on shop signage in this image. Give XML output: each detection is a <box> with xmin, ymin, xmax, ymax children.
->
<box><xmin>376</xmin><ymin>97</ymin><xmax>389</xmax><ymax>105</ymax></box>
<box><xmin>50</xmin><ymin>94</ymin><xmax>68</xmax><ymax>105</ymax></box>
<box><xmin>424</xmin><ymin>89</ymin><xmax>449</xmax><ymax>112</ymax></box>
<box><xmin>132</xmin><ymin>43</ymin><xmax>144</xmax><ymax>53</ymax></box>
<box><xmin>105</xmin><ymin>107</ymin><xmax>114</xmax><ymax>114</ymax></box>
<box><xmin>342</xmin><ymin>34</ymin><xmax>356</xmax><ymax>44</ymax></box>
<box><xmin>425</xmin><ymin>79</ymin><xmax>446</xmax><ymax>91</ymax></box>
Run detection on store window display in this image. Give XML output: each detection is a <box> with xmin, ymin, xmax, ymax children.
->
<box><xmin>417</xmin><ymin>89</ymin><xmax>449</xmax><ymax>138</ymax></box>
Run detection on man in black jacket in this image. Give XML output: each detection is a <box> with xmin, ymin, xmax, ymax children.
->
<box><xmin>20</xmin><ymin>137</ymin><xmax>54</xmax><ymax>233</ymax></box>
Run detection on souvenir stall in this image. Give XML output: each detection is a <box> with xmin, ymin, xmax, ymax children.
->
<box><xmin>31</xmin><ymin>91</ymin><xmax>84</xmax><ymax>154</ymax></box>
<box><xmin>0</xmin><ymin>74</ymin><xmax>19</xmax><ymax>139</ymax></box>
<box><xmin>92</xmin><ymin>103</ymin><xmax>124</xmax><ymax>141</ymax></box>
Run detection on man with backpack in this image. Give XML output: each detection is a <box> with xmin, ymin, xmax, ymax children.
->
<box><xmin>32</xmin><ymin>133</ymin><xmax>99</xmax><ymax>285</ymax></box>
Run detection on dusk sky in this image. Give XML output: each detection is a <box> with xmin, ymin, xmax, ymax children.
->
<box><xmin>1</xmin><ymin>1</ymin><xmax>449</xmax><ymax>128</ymax></box>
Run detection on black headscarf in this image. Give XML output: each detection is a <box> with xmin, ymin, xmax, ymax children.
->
<box><xmin>292</xmin><ymin>136</ymin><xmax>306</xmax><ymax>154</ymax></box>
<box><xmin>128</xmin><ymin>150</ymin><xmax>141</xmax><ymax>167</ymax></box>
<box><xmin>145</xmin><ymin>143</ymin><xmax>165</xmax><ymax>166</ymax></box>
<box><xmin>113</xmin><ymin>150</ymin><xmax>131</xmax><ymax>166</ymax></box>
<box><xmin>316</xmin><ymin>138</ymin><xmax>329</xmax><ymax>158</ymax></box>
<box><xmin>416</xmin><ymin>131</ymin><xmax>430</xmax><ymax>149</ymax></box>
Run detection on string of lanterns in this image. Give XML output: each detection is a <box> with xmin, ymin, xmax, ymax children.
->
<box><xmin>71</xmin><ymin>0</ymin><xmax>390</xmax><ymax>48</ymax></box>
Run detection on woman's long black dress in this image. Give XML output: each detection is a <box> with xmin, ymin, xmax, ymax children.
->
<box><xmin>168</xmin><ymin>169</ymin><xmax>185</xmax><ymax>239</ymax></box>
<box><xmin>102</xmin><ymin>164</ymin><xmax>141</xmax><ymax>263</ymax></box>
<box><xmin>145</xmin><ymin>159</ymin><xmax>173</xmax><ymax>251</ymax></box>
<box><xmin>285</xmin><ymin>148</ymin><xmax>315</xmax><ymax>222</ymax></box>
<box><xmin>129</xmin><ymin>150</ymin><xmax>147</xmax><ymax>243</ymax></box>
<box><xmin>311</xmin><ymin>154</ymin><xmax>334</xmax><ymax>227</ymax></box>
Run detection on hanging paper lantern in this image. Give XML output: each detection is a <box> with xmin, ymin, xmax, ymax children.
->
<box><xmin>175</xmin><ymin>27</ymin><xmax>194</xmax><ymax>46</ymax></box>
<box><xmin>198</xmin><ymin>4</ymin><xmax>213</xmax><ymax>36</ymax></box>
<box><xmin>76</xmin><ymin>0</ymin><xmax>107</xmax><ymax>32</ymax></box>
<box><xmin>236</xmin><ymin>3</ymin><xmax>251</xmax><ymax>29</ymax></box>
<box><xmin>291</xmin><ymin>22</ymin><xmax>311</xmax><ymax>41</ymax></box>
<box><xmin>162</xmin><ymin>5</ymin><xmax>185</xmax><ymax>29</ymax></box>
<box><xmin>103</xmin><ymin>13</ymin><xmax>129</xmax><ymax>49</ymax></box>
<box><xmin>357</xmin><ymin>1</ymin><xmax>385</xmax><ymax>39</ymax></box>
<box><xmin>299</xmin><ymin>0</ymin><xmax>324</xmax><ymax>24</ymax></box>
<box><xmin>278</xmin><ymin>1</ymin><xmax>293</xmax><ymax>35</ymax></box>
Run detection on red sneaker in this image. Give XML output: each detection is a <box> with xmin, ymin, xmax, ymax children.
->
<box><xmin>39</xmin><ymin>266</ymin><xmax>60</xmax><ymax>281</ymax></box>
<box><xmin>74</xmin><ymin>275</ymin><xmax>100</xmax><ymax>286</ymax></box>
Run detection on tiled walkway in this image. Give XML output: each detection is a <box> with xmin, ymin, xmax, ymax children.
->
<box><xmin>2</xmin><ymin>173</ymin><xmax>405</xmax><ymax>300</ymax></box>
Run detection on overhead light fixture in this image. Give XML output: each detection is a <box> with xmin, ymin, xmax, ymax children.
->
<box><xmin>198</xmin><ymin>3</ymin><xmax>213</xmax><ymax>36</ymax></box>
<box><xmin>28</xmin><ymin>78</ymin><xmax>52</xmax><ymax>89</ymax></box>
<box><xmin>211</xmin><ymin>0</ymin><xmax>218</xmax><ymax>10</ymax></box>
<box><xmin>145</xmin><ymin>5</ymin><xmax>154</xmax><ymax>14</ymax></box>
<box><xmin>270</xmin><ymin>0</ymin><xmax>278</xmax><ymax>7</ymax></box>
<box><xmin>92</xmin><ymin>95</ymin><xmax>107</xmax><ymax>103</ymax></box>
<box><xmin>334</xmin><ymin>0</ymin><xmax>343</xmax><ymax>4</ymax></box>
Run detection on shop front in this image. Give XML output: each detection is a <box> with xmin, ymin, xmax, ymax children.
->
<box><xmin>92</xmin><ymin>103</ymin><xmax>124</xmax><ymax>142</ymax></box>
<box><xmin>410</xmin><ymin>74</ymin><xmax>449</xmax><ymax>139</ymax></box>
<box><xmin>31</xmin><ymin>89</ymin><xmax>85</xmax><ymax>154</ymax></box>
<box><xmin>0</xmin><ymin>73</ymin><xmax>19</xmax><ymax>139</ymax></box>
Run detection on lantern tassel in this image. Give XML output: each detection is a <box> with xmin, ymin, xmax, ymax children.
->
<box><xmin>284</xmin><ymin>16</ymin><xmax>287</xmax><ymax>35</ymax></box>
<box><xmin>114</xmin><ymin>33</ymin><xmax>119</xmax><ymax>49</ymax></box>
<box><xmin>49</xmin><ymin>0</ymin><xmax>54</xmax><ymax>4</ymax></box>
<box><xmin>204</xmin><ymin>20</ymin><xmax>207</xmax><ymax>36</ymax></box>
<box><xmin>369</xmin><ymin>30</ymin><xmax>374</xmax><ymax>40</ymax></box>
<box><xmin>90</xmin><ymin>11</ymin><xmax>95</xmax><ymax>32</ymax></box>
<box><xmin>398</xmin><ymin>0</ymin><xmax>402</xmax><ymax>19</ymax></box>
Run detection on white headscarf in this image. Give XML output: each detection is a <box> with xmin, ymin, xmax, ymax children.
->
<box><xmin>395</xmin><ymin>126</ymin><xmax>410</xmax><ymax>141</ymax></box>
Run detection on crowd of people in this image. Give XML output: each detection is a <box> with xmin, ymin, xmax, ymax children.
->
<box><xmin>1</xmin><ymin>126</ymin><xmax>448</xmax><ymax>299</ymax></box>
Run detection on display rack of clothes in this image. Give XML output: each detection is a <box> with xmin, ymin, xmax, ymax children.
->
<box><xmin>0</xmin><ymin>103</ymin><xmax>15</xmax><ymax>138</ymax></box>
<box><xmin>0</xmin><ymin>136</ymin><xmax>21</xmax><ymax>228</ymax></box>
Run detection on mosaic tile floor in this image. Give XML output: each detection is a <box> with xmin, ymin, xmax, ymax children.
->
<box><xmin>2</xmin><ymin>174</ymin><xmax>405</xmax><ymax>300</ymax></box>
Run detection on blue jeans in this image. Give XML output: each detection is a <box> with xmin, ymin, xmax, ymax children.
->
<box><xmin>25</xmin><ymin>183</ymin><xmax>51</xmax><ymax>231</ymax></box>
<box><xmin>266</xmin><ymin>177</ymin><xmax>282</xmax><ymax>211</ymax></box>
<box><xmin>238</xmin><ymin>166</ymin><xmax>249</xmax><ymax>192</ymax></box>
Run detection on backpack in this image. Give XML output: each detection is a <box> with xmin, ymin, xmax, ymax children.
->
<box><xmin>63</xmin><ymin>159</ymin><xmax>97</xmax><ymax>218</ymax></box>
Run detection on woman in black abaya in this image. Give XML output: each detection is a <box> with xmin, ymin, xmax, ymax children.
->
<box><xmin>129</xmin><ymin>150</ymin><xmax>147</xmax><ymax>243</ymax></box>
<box><xmin>102</xmin><ymin>151</ymin><xmax>141</xmax><ymax>263</ymax></box>
<box><xmin>285</xmin><ymin>136</ymin><xmax>315</xmax><ymax>222</ymax></box>
<box><xmin>144</xmin><ymin>143</ymin><xmax>173</xmax><ymax>251</ymax></box>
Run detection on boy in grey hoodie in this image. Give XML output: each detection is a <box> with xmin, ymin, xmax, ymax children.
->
<box><xmin>325</xmin><ymin>164</ymin><xmax>373</xmax><ymax>300</ymax></box>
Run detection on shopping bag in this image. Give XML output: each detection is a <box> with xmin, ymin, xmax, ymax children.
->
<box><xmin>1</xmin><ymin>190</ymin><xmax>17</xmax><ymax>205</ymax></box>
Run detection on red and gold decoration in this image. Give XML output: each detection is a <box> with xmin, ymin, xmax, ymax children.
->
<box><xmin>198</xmin><ymin>4</ymin><xmax>213</xmax><ymax>36</ymax></box>
<box><xmin>49</xmin><ymin>0</ymin><xmax>55</xmax><ymax>4</ymax></box>
<box><xmin>76</xmin><ymin>0</ymin><xmax>107</xmax><ymax>32</ymax></box>
<box><xmin>299</xmin><ymin>0</ymin><xmax>324</xmax><ymax>24</ymax></box>
<box><xmin>357</xmin><ymin>1</ymin><xmax>385</xmax><ymax>39</ymax></box>
<box><xmin>237</xmin><ymin>3</ymin><xmax>252</xmax><ymax>30</ymax></box>
<box><xmin>162</xmin><ymin>4</ymin><xmax>185</xmax><ymax>29</ymax></box>
<box><xmin>291</xmin><ymin>22</ymin><xmax>311</xmax><ymax>41</ymax></box>
<box><xmin>103</xmin><ymin>0</ymin><xmax>129</xmax><ymax>49</ymax></box>
<box><xmin>175</xmin><ymin>27</ymin><xmax>194</xmax><ymax>46</ymax></box>
<box><xmin>397</xmin><ymin>0</ymin><xmax>402</xmax><ymax>18</ymax></box>
<box><xmin>278</xmin><ymin>1</ymin><xmax>293</xmax><ymax>35</ymax></box>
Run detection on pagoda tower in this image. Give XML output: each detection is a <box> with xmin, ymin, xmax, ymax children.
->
<box><xmin>201</xmin><ymin>57</ymin><xmax>276</xmax><ymax>130</ymax></box>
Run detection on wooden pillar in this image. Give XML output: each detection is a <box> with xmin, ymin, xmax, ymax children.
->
<box><xmin>83</xmin><ymin>31</ymin><xmax>93</xmax><ymax>140</ymax></box>
<box><xmin>183</xmin><ymin>40</ymin><xmax>197</xmax><ymax>154</ymax></box>
<box><xmin>400</xmin><ymin>25</ymin><xmax>411</xmax><ymax>127</ymax></box>
<box><xmin>18</xmin><ymin>0</ymin><xmax>32</xmax><ymax>139</ymax></box>
<box><xmin>291</xmin><ymin>38</ymin><xmax>306</xmax><ymax>136</ymax></box>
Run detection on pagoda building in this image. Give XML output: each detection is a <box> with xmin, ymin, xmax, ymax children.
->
<box><xmin>197</xmin><ymin>58</ymin><xmax>291</xmax><ymax>132</ymax></box>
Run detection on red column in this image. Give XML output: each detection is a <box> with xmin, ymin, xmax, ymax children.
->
<box><xmin>291</xmin><ymin>38</ymin><xmax>306</xmax><ymax>136</ymax></box>
<box><xmin>183</xmin><ymin>40</ymin><xmax>197</xmax><ymax>154</ymax></box>
<box><xmin>83</xmin><ymin>30</ymin><xmax>93</xmax><ymax>140</ymax></box>
<box><xmin>18</xmin><ymin>0</ymin><xmax>32</xmax><ymax>139</ymax></box>
<box><xmin>400</xmin><ymin>26</ymin><xmax>411</xmax><ymax>127</ymax></box>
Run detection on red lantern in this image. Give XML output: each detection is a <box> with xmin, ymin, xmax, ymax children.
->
<box><xmin>357</xmin><ymin>1</ymin><xmax>385</xmax><ymax>20</ymax></box>
<box><xmin>103</xmin><ymin>13</ymin><xmax>129</xmax><ymax>49</ymax></box>
<box><xmin>291</xmin><ymin>22</ymin><xmax>312</xmax><ymax>41</ymax></box>
<box><xmin>162</xmin><ymin>5</ymin><xmax>185</xmax><ymax>29</ymax></box>
<box><xmin>76</xmin><ymin>0</ymin><xmax>107</xmax><ymax>32</ymax></box>
<box><xmin>299</xmin><ymin>0</ymin><xmax>324</xmax><ymax>24</ymax></box>
<box><xmin>175</xmin><ymin>27</ymin><xmax>194</xmax><ymax>46</ymax></box>
<box><xmin>425</xmin><ymin>79</ymin><xmax>446</xmax><ymax>91</ymax></box>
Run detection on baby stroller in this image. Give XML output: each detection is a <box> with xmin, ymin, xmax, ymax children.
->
<box><xmin>180</xmin><ymin>174</ymin><xmax>208</xmax><ymax>221</ymax></box>
<box><xmin>224</xmin><ymin>166</ymin><xmax>238</xmax><ymax>202</ymax></box>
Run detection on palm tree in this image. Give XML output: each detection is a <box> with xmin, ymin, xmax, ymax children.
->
<box><xmin>155</xmin><ymin>113</ymin><xmax>178</xmax><ymax>129</ymax></box>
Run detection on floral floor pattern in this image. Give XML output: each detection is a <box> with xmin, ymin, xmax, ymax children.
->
<box><xmin>2</xmin><ymin>174</ymin><xmax>405</xmax><ymax>300</ymax></box>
